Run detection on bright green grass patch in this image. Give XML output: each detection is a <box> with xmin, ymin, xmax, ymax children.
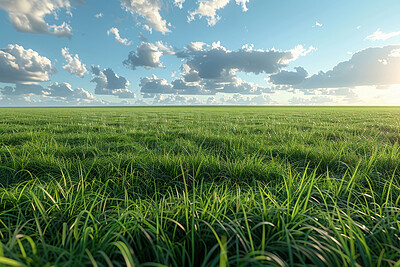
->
<box><xmin>0</xmin><ymin>106</ymin><xmax>399</xmax><ymax>266</ymax></box>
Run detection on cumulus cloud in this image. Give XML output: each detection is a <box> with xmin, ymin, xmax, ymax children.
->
<box><xmin>290</xmin><ymin>87</ymin><xmax>358</xmax><ymax>102</ymax></box>
<box><xmin>172</xmin><ymin>78</ymin><xmax>210</xmax><ymax>95</ymax></box>
<box><xmin>188</xmin><ymin>0</ymin><xmax>229</xmax><ymax>26</ymax></box>
<box><xmin>137</xmin><ymin>41</ymin><xmax>313</xmax><ymax>97</ymax></box>
<box><xmin>220</xmin><ymin>94</ymin><xmax>274</xmax><ymax>105</ymax></box>
<box><xmin>139</xmin><ymin>75</ymin><xmax>210</xmax><ymax>97</ymax></box>
<box><xmin>90</xmin><ymin>66</ymin><xmax>135</xmax><ymax>98</ymax></box>
<box><xmin>0</xmin><ymin>94</ymin><xmax>40</xmax><ymax>106</ymax></box>
<box><xmin>297</xmin><ymin>45</ymin><xmax>400</xmax><ymax>89</ymax></box>
<box><xmin>0</xmin><ymin>44</ymin><xmax>55</xmax><ymax>84</ymax></box>
<box><xmin>186</xmin><ymin>42</ymin><xmax>207</xmax><ymax>52</ymax></box>
<box><xmin>0</xmin><ymin>82</ymin><xmax>103</xmax><ymax>106</ymax></box>
<box><xmin>140</xmin><ymin>75</ymin><xmax>174</xmax><ymax>96</ymax></box>
<box><xmin>123</xmin><ymin>41</ymin><xmax>174</xmax><ymax>70</ymax></box>
<box><xmin>366</xmin><ymin>29</ymin><xmax>400</xmax><ymax>41</ymax></box>
<box><xmin>61</xmin><ymin>48</ymin><xmax>87</xmax><ymax>78</ymax></box>
<box><xmin>174</xmin><ymin>0</ymin><xmax>185</xmax><ymax>8</ymax></box>
<box><xmin>269</xmin><ymin>67</ymin><xmax>308</xmax><ymax>85</ymax></box>
<box><xmin>318</xmin><ymin>88</ymin><xmax>357</xmax><ymax>96</ymax></box>
<box><xmin>1</xmin><ymin>84</ymin><xmax>46</xmax><ymax>95</ymax></box>
<box><xmin>129</xmin><ymin>41</ymin><xmax>312</xmax><ymax>98</ymax></box>
<box><xmin>139</xmin><ymin>73</ymin><xmax>272</xmax><ymax>97</ymax></box>
<box><xmin>221</xmin><ymin>77</ymin><xmax>270</xmax><ymax>94</ymax></box>
<box><xmin>107</xmin><ymin>27</ymin><xmax>132</xmax><ymax>46</ymax></box>
<box><xmin>47</xmin><ymin>82</ymin><xmax>100</xmax><ymax>103</ymax></box>
<box><xmin>145</xmin><ymin>93</ymin><xmax>275</xmax><ymax>106</ymax></box>
<box><xmin>0</xmin><ymin>0</ymin><xmax>84</xmax><ymax>38</ymax></box>
<box><xmin>188</xmin><ymin>0</ymin><xmax>250</xmax><ymax>26</ymax></box>
<box><xmin>235</xmin><ymin>0</ymin><xmax>250</xmax><ymax>11</ymax></box>
<box><xmin>47</xmin><ymin>82</ymin><xmax>74</xmax><ymax>97</ymax></box>
<box><xmin>152</xmin><ymin>94</ymin><xmax>202</xmax><ymax>105</ymax></box>
<box><xmin>120</xmin><ymin>0</ymin><xmax>170</xmax><ymax>34</ymax></box>
<box><xmin>179</xmin><ymin>42</ymin><xmax>313</xmax><ymax>80</ymax></box>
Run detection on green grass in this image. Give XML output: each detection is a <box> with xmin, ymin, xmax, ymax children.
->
<box><xmin>0</xmin><ymin>106</ymin><xmax>399</xmax><ymax>266</ymax></box>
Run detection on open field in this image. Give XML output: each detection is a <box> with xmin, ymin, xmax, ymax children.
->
<box><xmin>0</xmin><ymin>106</ymin><xmax>399</xmax><ymax>266</ymax></box>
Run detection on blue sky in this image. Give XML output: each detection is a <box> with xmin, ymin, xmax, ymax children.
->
<box><xmin>1</xmin><ymin>0</ymin><xmax>400</xmax><ymax>106</ymax></box>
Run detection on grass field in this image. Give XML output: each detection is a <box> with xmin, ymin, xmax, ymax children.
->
<box><xmin>0</xmin><ymin>106</ymin><xmax>399</xmax><ymax>266</ymax></box>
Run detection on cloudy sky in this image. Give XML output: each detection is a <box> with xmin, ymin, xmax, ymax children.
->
<box><xmin>1</xmin><ymin>0</ymin><xmax>400</xmax><ymax>106</ymax></box>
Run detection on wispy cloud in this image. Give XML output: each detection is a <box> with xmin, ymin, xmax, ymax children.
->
<box><xmin>366</xmin><ymin>29</ymin><xmax>400</xmax><ymax>41</ymax></box>
<box><xmin>314</xmin><ymin>21</ymin><xmax>322</xmax><ymax>27</ymax></box>
<box><xmin>188</xmin><ymin>0</ymin><xmax>250</xmax><ymax>26</ymax></box>
<box><xmin>107</xmin><ymin>27</ymin><xmax>132</xmax><ymax>46</ymax></box>
<box><xmin>121</xmin><ymin>0</ymin><xmax>171</xmax><ymax>34</ymax></box>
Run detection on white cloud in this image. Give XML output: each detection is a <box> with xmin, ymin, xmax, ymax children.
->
<box><xmin>389</xmin><ymin>48</ymin><xmax>400</xmax><ymax>57</ymax></box>
<box><xmin>366</xmin><ymin>29</ymin><xmax>400</xmax><ymax>41</ymax></box>
<box><xmin>188</xmin><ymin>0</ymin><xmax>251</xmax><ymax>26</ymax></box>
<box><xmin>123</xmin><ymin>41</ymin><xmax>174</xmax><ymax>70</ymax></box>
<box><xmin>186</xmin><ymin>42</ymin><xmax>207</xmax><ymax>52</ymax></box>
<box><xmin>107</xmin><ymin>27</ymin><xmax>132</xmax><ymax>46</ymax></box>
<box><xmin>297</xmin><ymin>45</ymin><xmax>400</xmax><ymax>89</ymax></box>
<box><xmin>61</xmin><ymin>48</ymin><xmax>87</xmax><ymax>78</ymax></box>
<box><xmin>95</xmin><ymin>12</ymin><xmax>103</xmax><ymax>18</ymax></box>
<box><xmin>143</xmin><ymin>93</ymin><xmax>275</xmax><ymax>106</ymax></box>
<box><xmin>120</xmin><ymin>0</ymin><xmax>170</xmax><ymax>34</ymax></box>
<box><xmin>139</xmin><ymin>71</ymin><xmax>272</xmax><ymax>97</ymax></box>
<box><xmin>174</xmin><ymin>0</ymin><xmax>185</xmax><ymax>9</ymax></box>
<box><xmin>0</xmin><ymin>0</ymin><xmax>84</xmax><ymax>38</ymax></box>
<box><xmin>291</xmin><ymin>88</ymin><xmax>359</xmax><ymax>104</ymax></box>
<box><xmin>314</xmin><ymin>21</ymin><xmax>322</xmax><ymax>27</ymax></box>
<box><xmin>91</xmin><ymin>66</ymin><xmax>135</xmax><ymax>98</ymax></box>
<box><xmin>283</xmin><ymin>45</ymin><xmax>316</xmax><ymax>64</ymax></box>
<box><xmin>0</xmin><ymin>82</ymin><xmax>104</xmax><ymax>106</ymax></box>
<box><xmin>140</xmin><ymin>75</ymin><xmax>174</xmax><ymax>96</ymax></box>
<box><xmin>152</xmin><ymin>94</ymin><xmax>202</xmax><ymax>105</ymax></box>
<box><xmin>188</xmin><ymin>0</ymin><xmax>230</xmax><ymax>26</ymax></box>
<box><xmin>235</xmin><ymin>0</ymin><xmax>249</xmax><ymax>11</ymax></box>
<box><xmin>179</xmin><ymin>42</ymin><xmax>313</xmax><ymax>79</ymax></box>
<box><xmin>1</xmin><ymin>84</ymin><xmax>46</xmax><ymax>95</ymax></box>
<box><xmin>220</xmin><ymin>94</ymin><xmax>274</xmax><ymax>105</ymax></box>
<box><xmin>136</xmin><ymin>41</ymin><xmax>313</xmax><ymax>97</ymax></box>
<box><xmin>47</xmin><ymin>82</ymin><xmax>74</xmax><ymax>97</ymax></box>
<box><xmin>269</xmin><ymin>67</ymin><xmax>308</xmax><ymax>85</ymax></box>
<box><xmin>47</xmin><ymin>82</ymin><xmax>100</xmax><ymax>103</ymax></box>
<box><xmin>0</xmin><ymin>44</ymin><xmax>55</xmax><ymax>84</ymax></box>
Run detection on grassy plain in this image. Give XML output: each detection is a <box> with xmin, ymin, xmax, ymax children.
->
<box><xmin>0</xmin><ymin>106</ymin><xmax>399</xmax><ymax>266</ymax></box>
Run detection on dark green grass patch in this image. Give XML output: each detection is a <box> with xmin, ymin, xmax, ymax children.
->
<box><xmin>0</xmin><ymin>106</ymin><xmax>399</xmax><ymax>266</ymax></box>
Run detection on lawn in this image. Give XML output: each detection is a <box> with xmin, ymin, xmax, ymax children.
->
<box><xmin>0</xmin><ymin>107</ymin><xmax>399</xmax><ymax>266</ymax></box>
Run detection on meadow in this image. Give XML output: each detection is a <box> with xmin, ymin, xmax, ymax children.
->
<box><xmin>0</xmin><ymin>106</ymin><xmax>399</xmax><ymax>266</ymax></box>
